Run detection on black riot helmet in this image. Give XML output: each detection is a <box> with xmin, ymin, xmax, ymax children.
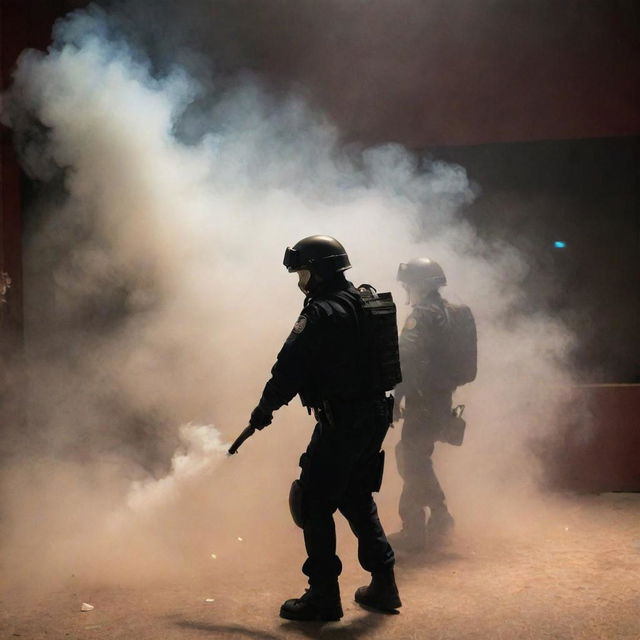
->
<box><xmin>397</xmin><ymin>258</ymin><xmax>447</xmax><ymax>289</ymax></box>
<box><xmin>283</xmin><ymin>235</ymin><xmax>351</xmax><ymax>279</ymax></box>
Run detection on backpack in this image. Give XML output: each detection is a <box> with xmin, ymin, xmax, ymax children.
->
<box><xmin>356</xmin><ymin>285</ymin><xmax>403</xmax><ymax>392</ymax></box>
<box><xmin>442</xmin><ymin>301</ymin><xmax>477</xmax><ymax>386</ymax></box>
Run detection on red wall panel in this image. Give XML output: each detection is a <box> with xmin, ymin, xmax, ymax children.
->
<box><xmin>546</xmin><ymin>385</ymin><xmax>640</xmax><ymax>493</ymax></box>
<box><xmin>1</xmin><ymin>0</ymin><xmax>79</xmax><ymax>337</ymax></box>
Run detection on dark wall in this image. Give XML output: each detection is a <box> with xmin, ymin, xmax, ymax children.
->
<box><xmin>1</xmin><ymin>0</ymin><xmax>87</xmax><ymax>323</ymax></box>
<box><xmin>435</xmin><ymin>136</ymin><xmax>640</xmax><ymax>382</ymax></box>
<box><xmin>544</xmin><ymin>384</ymin><xmax>640</xmax><ymax>492</ymax></box>
<box><xmin>1</xmin><ymin>0</ymin><xmax>86</xmax><ymax>432</ymax></box>
<box><xmin>110</xmin><ymin>0</ymin><xmax>640</xmax><ymax>146</ymax></box>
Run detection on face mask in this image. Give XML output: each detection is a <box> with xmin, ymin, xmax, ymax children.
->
<box><xmin>405</xmin><ymin>282</ymin><xmax>435</xmax><ymax>305</ymax></box>
<box><xmin>297</xmin><ymin>269</ymin><xmax>311</xmax><ymax>294</ymax></box>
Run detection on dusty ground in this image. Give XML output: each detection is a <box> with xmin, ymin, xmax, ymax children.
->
<box><xmin>1</xmin><ymin>493</ymin><xmax>639</xmax><ymax>640</ymax></box>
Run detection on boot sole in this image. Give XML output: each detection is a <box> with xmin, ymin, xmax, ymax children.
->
<box><xmin>279</xmin><ymin>607</ymin><xmax>343</xmax><ymax>622</ymax></box>
<box><xmin>354</xmin><ymin>594</ymin><xmax>402</xmax><ymax>614</ymax></box>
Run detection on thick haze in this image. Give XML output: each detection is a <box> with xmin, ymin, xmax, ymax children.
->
<box><xmin>1</xmin><ymin>3</ymin><xmax>575</xmax><ymax>591</ymax></box>
<box><xmin>103</xmin><ymin>0</ymin><xmax>640</xmax><ymax>145</ymax></box>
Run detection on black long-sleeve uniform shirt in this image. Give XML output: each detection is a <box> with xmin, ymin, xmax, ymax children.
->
<box><xmin>395</xmin><ymin>291</ymin><xmax>454</xmax><ymax>401</ymax></box>
<box><xmin>257</xmin><ymin>275</ymin><xmax>367</xmax><ymax>413</ymax></box>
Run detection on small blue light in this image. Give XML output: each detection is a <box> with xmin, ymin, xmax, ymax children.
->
<box><xmin>554</xmin><ymin>241</ymin><xmax>566</xmax><ymax>249</ymax></box>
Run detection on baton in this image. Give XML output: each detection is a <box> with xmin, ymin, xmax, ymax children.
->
<box><xmin>228</xmin><ymin>425</ymin><xmax>256</xmax><ymax>455</ymax></box>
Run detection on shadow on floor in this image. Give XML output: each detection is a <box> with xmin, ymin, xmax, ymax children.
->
<box><xmin>172</xmin><ymin>611</ymin><xmax>387</xmax><ymax>639</ymax></box>
<box><xmin>281</xmin><ymin>609</ymin><xmax>388</xmax><ymax>639</ymax></box>
<box><xmin>395</xmin><ymin>545</ymin><xmax>465</xmax><ymax>571</ymax></box>
<box><xmin>174</xmin><ymin>620</ymin><xmax>282</xmax><ymax>639</ymax></box>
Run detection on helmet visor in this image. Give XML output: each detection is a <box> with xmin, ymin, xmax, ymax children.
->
<box><xmin>396</xmin><ymin>263</ymin><xmax>409</xmax><ymax>282</ymax></box>
<box><xmin>283</xmin><ymin>247</ymin><xmax>301</xmax><ymax>272</ymax></box>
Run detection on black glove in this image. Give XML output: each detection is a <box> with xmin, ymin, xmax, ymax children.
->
<box><xmin>249</xmin><ymin>405</ymin><xmax>273</xmax><ymax>430</ymax></box>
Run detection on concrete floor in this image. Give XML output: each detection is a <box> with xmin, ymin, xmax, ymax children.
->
<box><xmin>2</xmin><ymin>493</ymin><xmax>639</xmax><ymax>640</ymax></box>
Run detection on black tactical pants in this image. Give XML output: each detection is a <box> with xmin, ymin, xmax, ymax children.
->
<box><xmin>395</xmin><ymin>392</ymin><xmax>452</xmax><ymax>532</ymax></box>
<box><xmin>298</xmin><ymin>398</ymin><xmax>395</xmax><ymax>588</ymax></box>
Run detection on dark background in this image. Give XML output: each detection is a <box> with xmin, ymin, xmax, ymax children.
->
<box><xmin>438</xmin><ymin>136</ymin><xmax>640</xmax><ymax>382</ymax></box>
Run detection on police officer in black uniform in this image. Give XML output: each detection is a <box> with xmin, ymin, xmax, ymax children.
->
<box><xmin>247</xmin><ymin>235</ymin><xmax>401</xmax><ymax>621</ymax></box>
<box><xmin>389</xmin><ymin>258</ymin><xmax>458</xmax><ymax>552</ymax></box>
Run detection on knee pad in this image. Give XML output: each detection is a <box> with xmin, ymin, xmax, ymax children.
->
<box><xmin>289</xmin><ymin>479</ymin><xmax>305</xmax><ymax>528</ymax></box>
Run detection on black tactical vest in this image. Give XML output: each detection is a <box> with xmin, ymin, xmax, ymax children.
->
<box><xmin>298</xmin><ymin>282</ymin><xmax>401</xmax><ymax>406</ymax></box>
<box><xmin>353</xmin><ymin>284</ymin><xmax>402</xmax><ymax>392</ymax></box>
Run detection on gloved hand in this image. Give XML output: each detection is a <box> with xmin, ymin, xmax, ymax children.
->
<box><xmin>249</xmin><ymin>405</ymin><xmax>273</xmax><ymax>430</ymax></box>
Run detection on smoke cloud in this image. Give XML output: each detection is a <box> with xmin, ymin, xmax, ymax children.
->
<box><xmin>1</xmin><ymin>2</ymin><xmax>575</xmax><ymax>593</ymax></box>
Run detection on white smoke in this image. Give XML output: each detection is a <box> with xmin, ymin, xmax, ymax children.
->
<box><xmin>125</xmin><ymin>424</ymin><xmax>227</xmax><ymax>513</ymax></box>
<box><xmin>1</xmin><ymin>4</ymin><xmax>575</xmax><ymax>588</ymax></box>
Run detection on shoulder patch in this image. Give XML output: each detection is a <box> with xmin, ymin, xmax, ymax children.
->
<box><xmin>404</xmin><ymin>316</ymin><xmax>417</xmax><ymax>330</ymax></box>
<box><xmin>292</xmin><ymin>315</ymin><xmax>307</xmax><ymax>334</ymax></box>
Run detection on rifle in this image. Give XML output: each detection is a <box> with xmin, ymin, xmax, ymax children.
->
<box><xmin>228</xmin><ymin>425</ymin><xmax>256</xmax><ymax>455</ymax></box>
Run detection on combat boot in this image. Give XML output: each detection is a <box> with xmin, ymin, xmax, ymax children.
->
<box><xmin>387</xmin><ymin>527</ymin><xmax>426</xmax><ymax>553</ymax></box>
<box><xmin>354</xmin><ymin>567</ymin><xmax>402</xmax><ymax>613</ymax></box>
<box><xmin>426</xmin><ymin>507</ymin><xmax>454</xmax><ymax>547</ymax></box>
<box><xmin>279</xmin><ymin>583</ymin><xmax>343</xmax><ymax>621</ymax></box>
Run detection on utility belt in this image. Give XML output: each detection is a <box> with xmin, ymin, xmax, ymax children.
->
<box><xmin>437</xmin><ymin>404</ymin><xmax>466</xmax><ymax>446</ymax></box>
<box><xmin>310</xmin><ymin>394</ymin><xmax>393</xmax><ymax>428</ymax></box>
<box><xmin>290</xmin><ymin>394</ymin><xmax>391</xmax><ymax>529</ymax></box>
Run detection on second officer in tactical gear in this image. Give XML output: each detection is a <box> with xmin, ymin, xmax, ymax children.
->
<box><xmin>247</xmin><ymin>235</ymin><xmax>402</xmax><ymax>621</ymax></box>
<box><xmin>389</xmin><ymin>258</ymin><xmax>477</xmax><ymax>553</ymax></box>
